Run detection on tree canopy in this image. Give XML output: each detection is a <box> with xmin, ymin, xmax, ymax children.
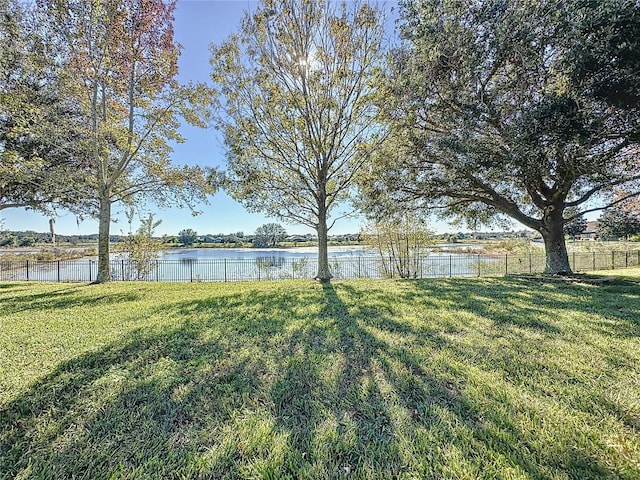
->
<box><xmin>211</xmin><ymin>0</ymin><xmax>387</xmax><ymax>281</ymax></box>
<box><xmin>366</xmin><ymin>0</ymin><xmax>640</xmax><ymax>274</ymax></box>
<box><xmin>39</xmin><ymin>0</ymin><xmax>217</xmax><ymax>282</ymax></box>
<box><xmin>253</xmin><ymin>223</ymin><xmax>287</xmax><ymax>248</ymax></box>
<box><xmin>178</xmin><ymin>228</ymin><xmax>198</xmax><ymax>246</ymax></box>
<box><xmin>0</xmin><ymin>0</ymin><xmax>89</xmax><ymax>214</ymax></box>
<box><xmin>563</xmin><ymin>212</ymin><xmax>588</xmax><ymax>240</ymax></box>
<box><xmin>597</xmin><ymin>207</ymin><xmax>640</xmax><ymax>241</ymax></box>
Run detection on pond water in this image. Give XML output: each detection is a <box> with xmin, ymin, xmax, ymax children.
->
<box><xmin>128</xmin><ymin>246</ymin><xmax>489</xmax><ymax>282</ymax></box>
<box><xmin>2</xmin><ymin>245</ymin><xmax>523</xmax><ymax>282</ymax></box>
<box><xmin>157</xmin><ymin>245</ymin><xmax>483</xmax><ymax>261</ymax></box>
<box><xmin>158</xmin><ymin>245</ymin><xmax>373</xmax><ymax>261</ymax></box>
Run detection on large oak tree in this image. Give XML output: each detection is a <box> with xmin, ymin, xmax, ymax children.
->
<box><xmin>372</xmin><ymin>0</ymin><xmax>640</xmax><ymax>274</ymax></box>
<box><xmin>1</xmin><ymin>0</ymin><xmax>89</xmax><ymax>213</ymax></box>
<box><xmin>210</xmin><ymin>0</ymin><xmax>386</xmax><ymax>282</ymax></box>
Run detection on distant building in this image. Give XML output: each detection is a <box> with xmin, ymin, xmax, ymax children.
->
<box><xmin>468</xmin><ymin>230</ymin><xmax>535</xmax><ymax>240</ymax></box>
<box><xmin>285</xmin><ymin>235</ymin><xmax>308</xmax><ymax>243</ymax></box>
<box><xmin>469</xmin><ymin>231</ymin><xmax>502</xmax><ymax>240</ymax></box>
<box><xmin>582</xmin><ymin>221</ymin><xmax>599</xmax><ymax>240</ymax></box>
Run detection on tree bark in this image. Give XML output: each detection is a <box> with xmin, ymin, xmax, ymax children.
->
<box><xmin>315</xmin><ymin>207</ymin><xmax>332</xmax><ymax>282</ymax></box>
<box><xmin>540</xmin><ymin>204</ymin><xmax>572</xmax><ymax>275</ymax></box>
<box><xmin>96</xmin><ymin>192</ymin><xmax>112</xmax><ymax>283</ymax></box>
<box><xmin>49</xmin><ymin>218</ymin><xmax>55</xmax><ymax>246</ymax></box>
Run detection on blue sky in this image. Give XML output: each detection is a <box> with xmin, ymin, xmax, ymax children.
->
<box><xmin>4</xmin><ymin>0</ymin><xmax>422</xmax><ymax>237</ymax></box>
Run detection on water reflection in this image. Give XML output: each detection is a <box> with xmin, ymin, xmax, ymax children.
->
<box><xmin>256</xmin><ymin>256</ymin><xmax>285</xmax><ymax>267</ymax></box>
<box><xmin>160</xmin><ymin>246</ymin><xmax>372</xmax><ymax>261</ymax></box>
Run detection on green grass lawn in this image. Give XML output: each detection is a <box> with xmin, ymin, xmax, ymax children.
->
<box><xmin>1</xmin><ymin>272</ymin><xmax>639</xmax><ymax>479</ymax></box>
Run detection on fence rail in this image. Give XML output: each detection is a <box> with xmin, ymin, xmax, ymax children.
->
<box><xmin>1</xmin><ymin>251</ymin><xmax>639</xmax><ymax>283</ymax></box>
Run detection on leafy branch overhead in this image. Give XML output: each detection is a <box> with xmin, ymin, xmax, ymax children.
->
<box><xmin>0</xmin><ymin>0</ymin><xmax>91</xmax><ymax>214</ymax></box>
<box><xmin>366</xmin><ymin>0</ymin><xmax>640</xmax><ymax>274</ymax></box>
<box><xmin>211</xmin><ymin>0</ymin><xmax>387</xmax><ymax>281</ymax></box>
<box><xmin>35</xmin><ymin>0</ymin><xmax>219</xmax><ymax>282</ymax></box>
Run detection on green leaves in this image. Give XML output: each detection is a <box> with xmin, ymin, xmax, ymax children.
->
<box><xmin>254</xmin><ymin>223</ymin><xmax>287</xmax><ymax>248</ymax></box>
<box><xmin>374</xmin><ymin>0</ymin><xmax>640</xmax><ymax>272</ymax></box>
<box><xmin>211</xmin><ymin>0</ymin><xmax>388</xmax><ymax>279</ymax></box>
<box><xmin>597</xmin><ymin>206</ymin><xmax>640</xmax><ymax>241</ymax></box>
<box><xmin>211</xmin><ymin>0</ymin><xmax>387</xmax><ymax>231</ymax></box>
<box><xmin>0</xmin><ymin>0</ymin><xmax>90</xmax><ymax>213</ymax></box>
<box><xmin>565</xmin><ymin>0</ymin><xmax>640</xmax><ymax>109</ymax></box>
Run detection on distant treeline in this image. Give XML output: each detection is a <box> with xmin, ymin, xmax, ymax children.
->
<box><xmin>0</xmin><ymin>230</ymin><xmax>364</xmax><ymax>247</ymax></box>
<box><xmin>1</xmin><ymin>230</ymin><xmax>109</xmax><ymax>247</ymax></box>
<box><xmin>1</xmin><ymin>229</ymin><xmax>538</xmax><ymax>248</ymax></box>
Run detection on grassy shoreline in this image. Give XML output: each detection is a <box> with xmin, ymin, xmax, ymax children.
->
<box><xmin>2</xmin><ymin>239</ymin><xmax>639</xmax><ymax>262</ymax></box>
<box><xmin>1</xmin><ymin>273</ymin><xmax>639</xmax><ymax>478</ymax></box>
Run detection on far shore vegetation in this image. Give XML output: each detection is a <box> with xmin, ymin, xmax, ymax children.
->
<box><xmin>2</xmin><ymin>226</ymin><xmax>640</xmax><ymax>262</ymax></box>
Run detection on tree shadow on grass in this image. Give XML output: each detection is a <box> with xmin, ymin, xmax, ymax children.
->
<box><xmin>314</xmin><ymin>284</ymin><xmax>537</xmax><ymax>479</ymax></box>
<box><xmin>263</xmin><ymin>283</ymin><xmax>623</xmax><ymax>479</ymax></box>
<box><xmin>319</xmin><ymin>282</ymin><xmax>628</xmax><ymax>479</ymax></box>
<box><xmin>1</xmin><ymin>285</ymin><xmax>325</xmax><ymax>479</ymax></box>
<box><xmin>1</xmin><ymin>280</ymin><xmax>633</xmax><ymax>479</ymax></box>
<box><xmin>403</xmin><ymin>277</ymin><xmax>640</xmax><ymax>378</ymax></box>
<box><xmin>0</xmin><ymin>285</ymin><xmax>143</xmax><ymax>314</ymax></box>
<box><xmin>0</xmin><ymin>319</ymin><xmax>266</xmax><ymax>479</ymax></box>
<box><xmin>404</xmin><ymin>276</ymin><xmax>640</xmax><ymax>338</ymax></box>
<box><xmin>0</xmin><ymin>283</ymin><xmax>27</xmax><ymax>290</ymax></box>
<box><xmin>351</xmin><ymin>277</ymin><xmax>640</xmax><ymax>417</ymax></box>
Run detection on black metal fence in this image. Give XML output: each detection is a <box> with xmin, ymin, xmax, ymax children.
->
<box><xmin>1</xmin><ymin>250</ymin><xmax>639</xmax><ymax>283</ymax></box>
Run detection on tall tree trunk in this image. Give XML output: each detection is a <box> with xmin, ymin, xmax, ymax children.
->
<box><xmin>96</xmin><ymin>192</ymin><xmax>111</xmax><ymax>283</ymax></box>
<box><xmin>49</xmin><ymin>218</ymin><xmax>55</xmax><ymax>246</ymax></box>
<box><xmin>540</xmin><ymin>204</ymin><xmax>572</xmax><ymax>275</ymax></box>
<box><xmin>315</xmin><ymin>207</ymin><xmax>332</xmax><ymax>282</ymax></box>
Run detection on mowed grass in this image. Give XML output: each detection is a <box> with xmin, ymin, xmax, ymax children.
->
<box><xmin>1</xmin><ymin>273</ymin><xmax>639</xmax><ymax>479</ymax></box>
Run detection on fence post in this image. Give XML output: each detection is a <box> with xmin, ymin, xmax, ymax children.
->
<box><xmin>224</xmin><ymin>259</ymin><xmax>228</xmax><ymax>282</ymax></box>
<box><xmin>89</xmin><ymin>260</ymin><xmax>92</xmax><ymax>282</ymax></box>
<box><xmin>358</xmin><ymin>257</ymin><xmax>361</xmax><ymax>278</ymax></box>
<box><xmin>478</xmin><ymin>254</ymin><xmax>481</xmax><ymax>277</ymax></box>
<box><xmin>612</xmin><ymin>251</ymin><xmax>615</xmax><ymax>270</ymax></box>
<box><xmin>156</xmin><ymin>260</ymin><xmax>159</xmax><ymax>282</ymax></box>
<box><xmin>26</xmin><ymin>260</ymin><xmax>29</xmax><ymax>281</ymax></box>
<box><xmin>57</xmin><ymin>260</ymin><xmax>61</xmax><ymax>282</ymax></box>
<box><xmin>121</xmin><ymin>259</ymin><xmax>125</xmax><ymax>280</ymax></box>
<box><xmin>190</xmin><ymin>261</ymin><xmax>193</xmax><ymax>282</ymax></box>
<box><xmin>449</xmin><ymin>255</ymin><xmax>452</xmax><ymax>277</ymax></box>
